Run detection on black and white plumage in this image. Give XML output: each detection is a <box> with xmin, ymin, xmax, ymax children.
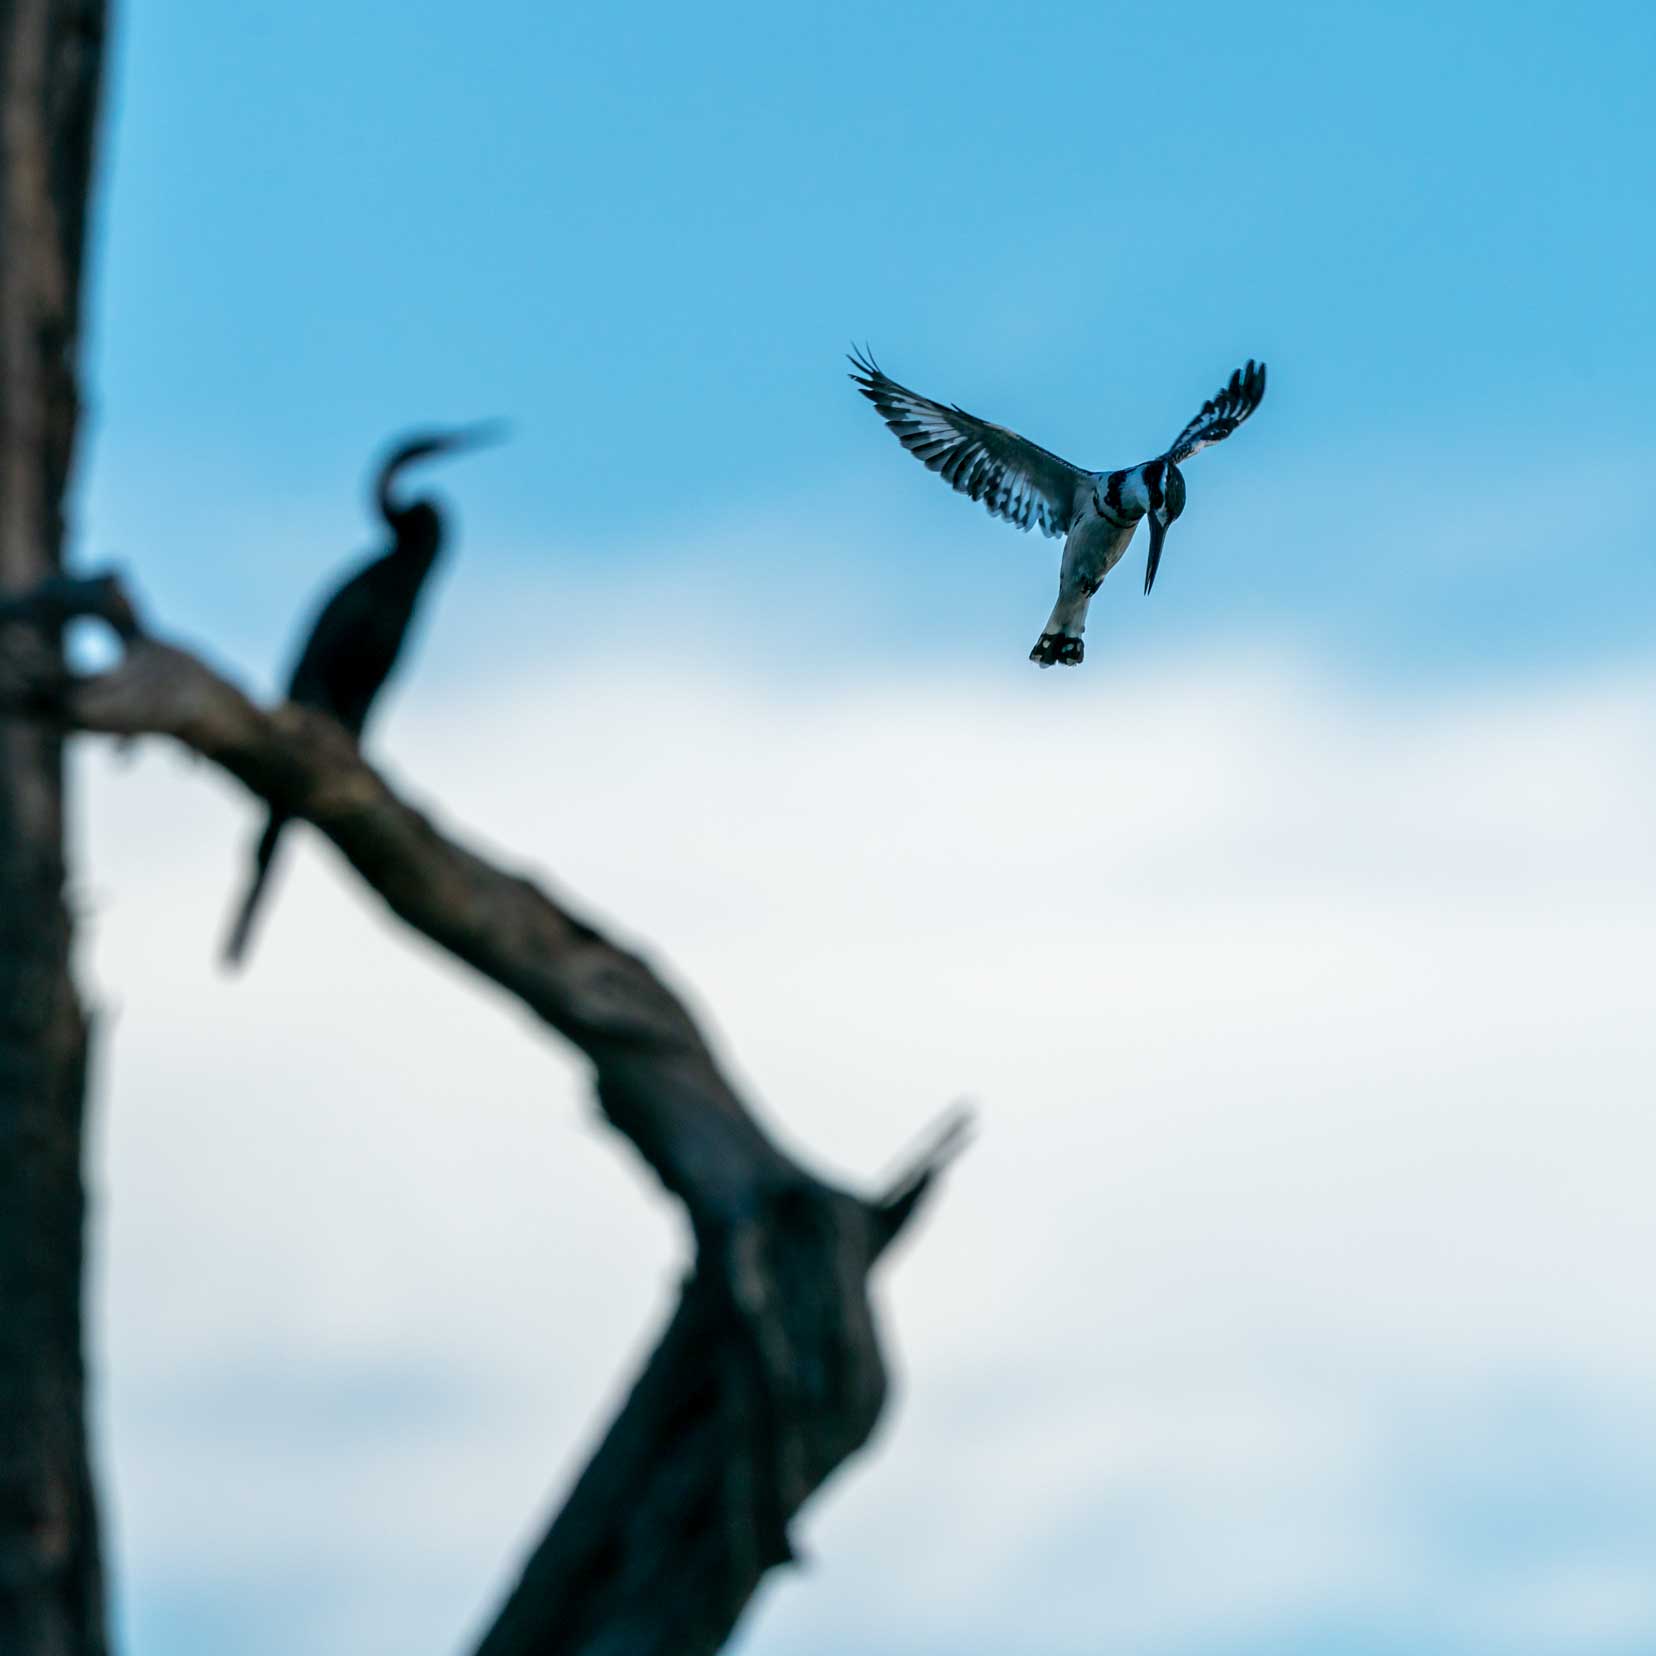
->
<box><xmin>221</xmin><ymin>422</ymin><xmax>506</xmax><ymax>968</ymax></box>
<box><xmin>849</xmin><ymin>349</ymin><xmax>1266</xmax><ymax>666</ymax></box>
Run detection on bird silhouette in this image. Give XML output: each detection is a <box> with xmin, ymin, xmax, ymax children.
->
<box><xmin>222</xmin><ymin>423</ymin><xmax>506</xmax><ymax>968</ymax></box>
<box><xmin>849</xmin><ymin>351</ymin><xmax>1266</xmax><ymax>665</ymax></box>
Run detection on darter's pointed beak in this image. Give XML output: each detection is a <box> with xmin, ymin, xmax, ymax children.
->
<box><xmin>375</xmin><ymin>421</ymin><xmax>513</xmax><ymax>519</ymax></box>
<box><xmin>437</xmin><ymin>419</ymin><xmax>511</xmax><ymax>456</ymax></box>
<box><xmin>1143</xmin><ymin>514</ymin><xmax>1169</xmax><ymax>596</ymax></box>
<box><xmin>389</xmin><ymin>421</ymin><xmax>512</xmax><ymax>471</ymax></box>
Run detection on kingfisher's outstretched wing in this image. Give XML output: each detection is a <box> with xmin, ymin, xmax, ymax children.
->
<box><xmin>1164</xmin><ymin>360</ymin><xmax>1267</xmax><ymax>464</ymax></box>
<box><xmin>849</xmin><ymin>348</ymin><xmax>1090</xmax><ymax>538</ymax></box>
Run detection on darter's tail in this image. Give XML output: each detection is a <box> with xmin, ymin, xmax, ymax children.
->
<box><xmin>222</xmin><ymin>812</ymin><xmax>288</xmax><ymax>969</ymax></box>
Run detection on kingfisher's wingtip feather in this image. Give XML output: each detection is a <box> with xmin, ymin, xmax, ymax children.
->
<box><xmin>848</xmin><ymin>342</ymin><xmax>884</xmax><ymax>384</ymax></box>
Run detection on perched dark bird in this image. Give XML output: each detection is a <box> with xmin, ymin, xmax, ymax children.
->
<box><xmin>222</xmin><ymin>423</ymin><xmax>505</xmax><ymax>968</ymax></box>
<box><xmin>849</xmin><ymin>350</ymin><xmax>1267</xmax><ymax>666</ymax></box>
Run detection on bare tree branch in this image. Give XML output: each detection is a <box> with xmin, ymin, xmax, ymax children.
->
<box><xmin>1</xmin><ymin>570</ymin><xmax>962</xmax><ymax>1655</ymax></box>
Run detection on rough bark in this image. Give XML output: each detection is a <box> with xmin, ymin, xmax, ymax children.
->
<box><xmin>0</xmin><ymin>1</ymin><xmax>108</xmax><ymax>1652</ymax></box>
<box><xmin>0</xmin><ymin>575</ymin><xmax>967</xmax><ymax>1655</ymax></box>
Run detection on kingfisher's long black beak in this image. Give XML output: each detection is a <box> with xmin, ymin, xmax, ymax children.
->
<box><xmin>1143</xmin><ymin>514</ymin><xmax>1169</xmax><ymax>596</ymax></box>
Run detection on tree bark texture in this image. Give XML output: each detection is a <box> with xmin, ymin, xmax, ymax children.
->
<box><xmin>0</xmin><ymin>2</ymin><xmax>108</xmax><ymax>1653</ymax></box>
<box><xmin>0</xmin><ymin>576</ymin><xmax>965</xmax><ymax>1655</ymax></box>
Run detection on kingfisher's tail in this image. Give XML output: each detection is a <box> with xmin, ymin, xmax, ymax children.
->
<box><xmin>222</xmin><ymin>813</ymin><xmax>289</xmax><ymax>969</ymax></box>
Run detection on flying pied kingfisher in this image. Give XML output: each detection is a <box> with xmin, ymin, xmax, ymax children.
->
<box><xmin>849</xmin><ymin>349</ymin><xmax>1267</xmax><ymax>666</ymax></box>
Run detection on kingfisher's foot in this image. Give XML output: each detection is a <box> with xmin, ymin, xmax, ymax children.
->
<box><xmin>1029</xmin><ymin>633</ymin><xmax>1084</xmax><ymax>668</ymax></box>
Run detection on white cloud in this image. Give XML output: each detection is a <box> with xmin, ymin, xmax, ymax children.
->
<box><xmin>76</xmin><ymin>641</ymin><xmax>1656</xmax><ymax>1654</ymax></box>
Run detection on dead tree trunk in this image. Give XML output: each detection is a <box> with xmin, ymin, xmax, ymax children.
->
<box><xmin>0</xmin><ymin>2</ymin><xmax>109</xmax><ymax>1653</ymax></box>
<box><xmin>1</xmin><ymin>8</ymin><xmax>958</xmax><ymax>1643</ymax></box>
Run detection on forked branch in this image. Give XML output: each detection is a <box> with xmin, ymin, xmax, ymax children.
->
<box><xmin>0</xmin><ymin>570</ymin><xmax>963</xmax><ymax>1656</ymax></box>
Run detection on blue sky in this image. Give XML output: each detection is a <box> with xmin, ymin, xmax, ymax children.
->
<box><xmin>68</xmin><ymin>3</ymin><xmax>1656</xmax><ymax>1655</ymax></box>
<box><xmin>85</xmin><ymin>1</ymin><xmax>1656</xmax><ymax>682</ymax></box>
